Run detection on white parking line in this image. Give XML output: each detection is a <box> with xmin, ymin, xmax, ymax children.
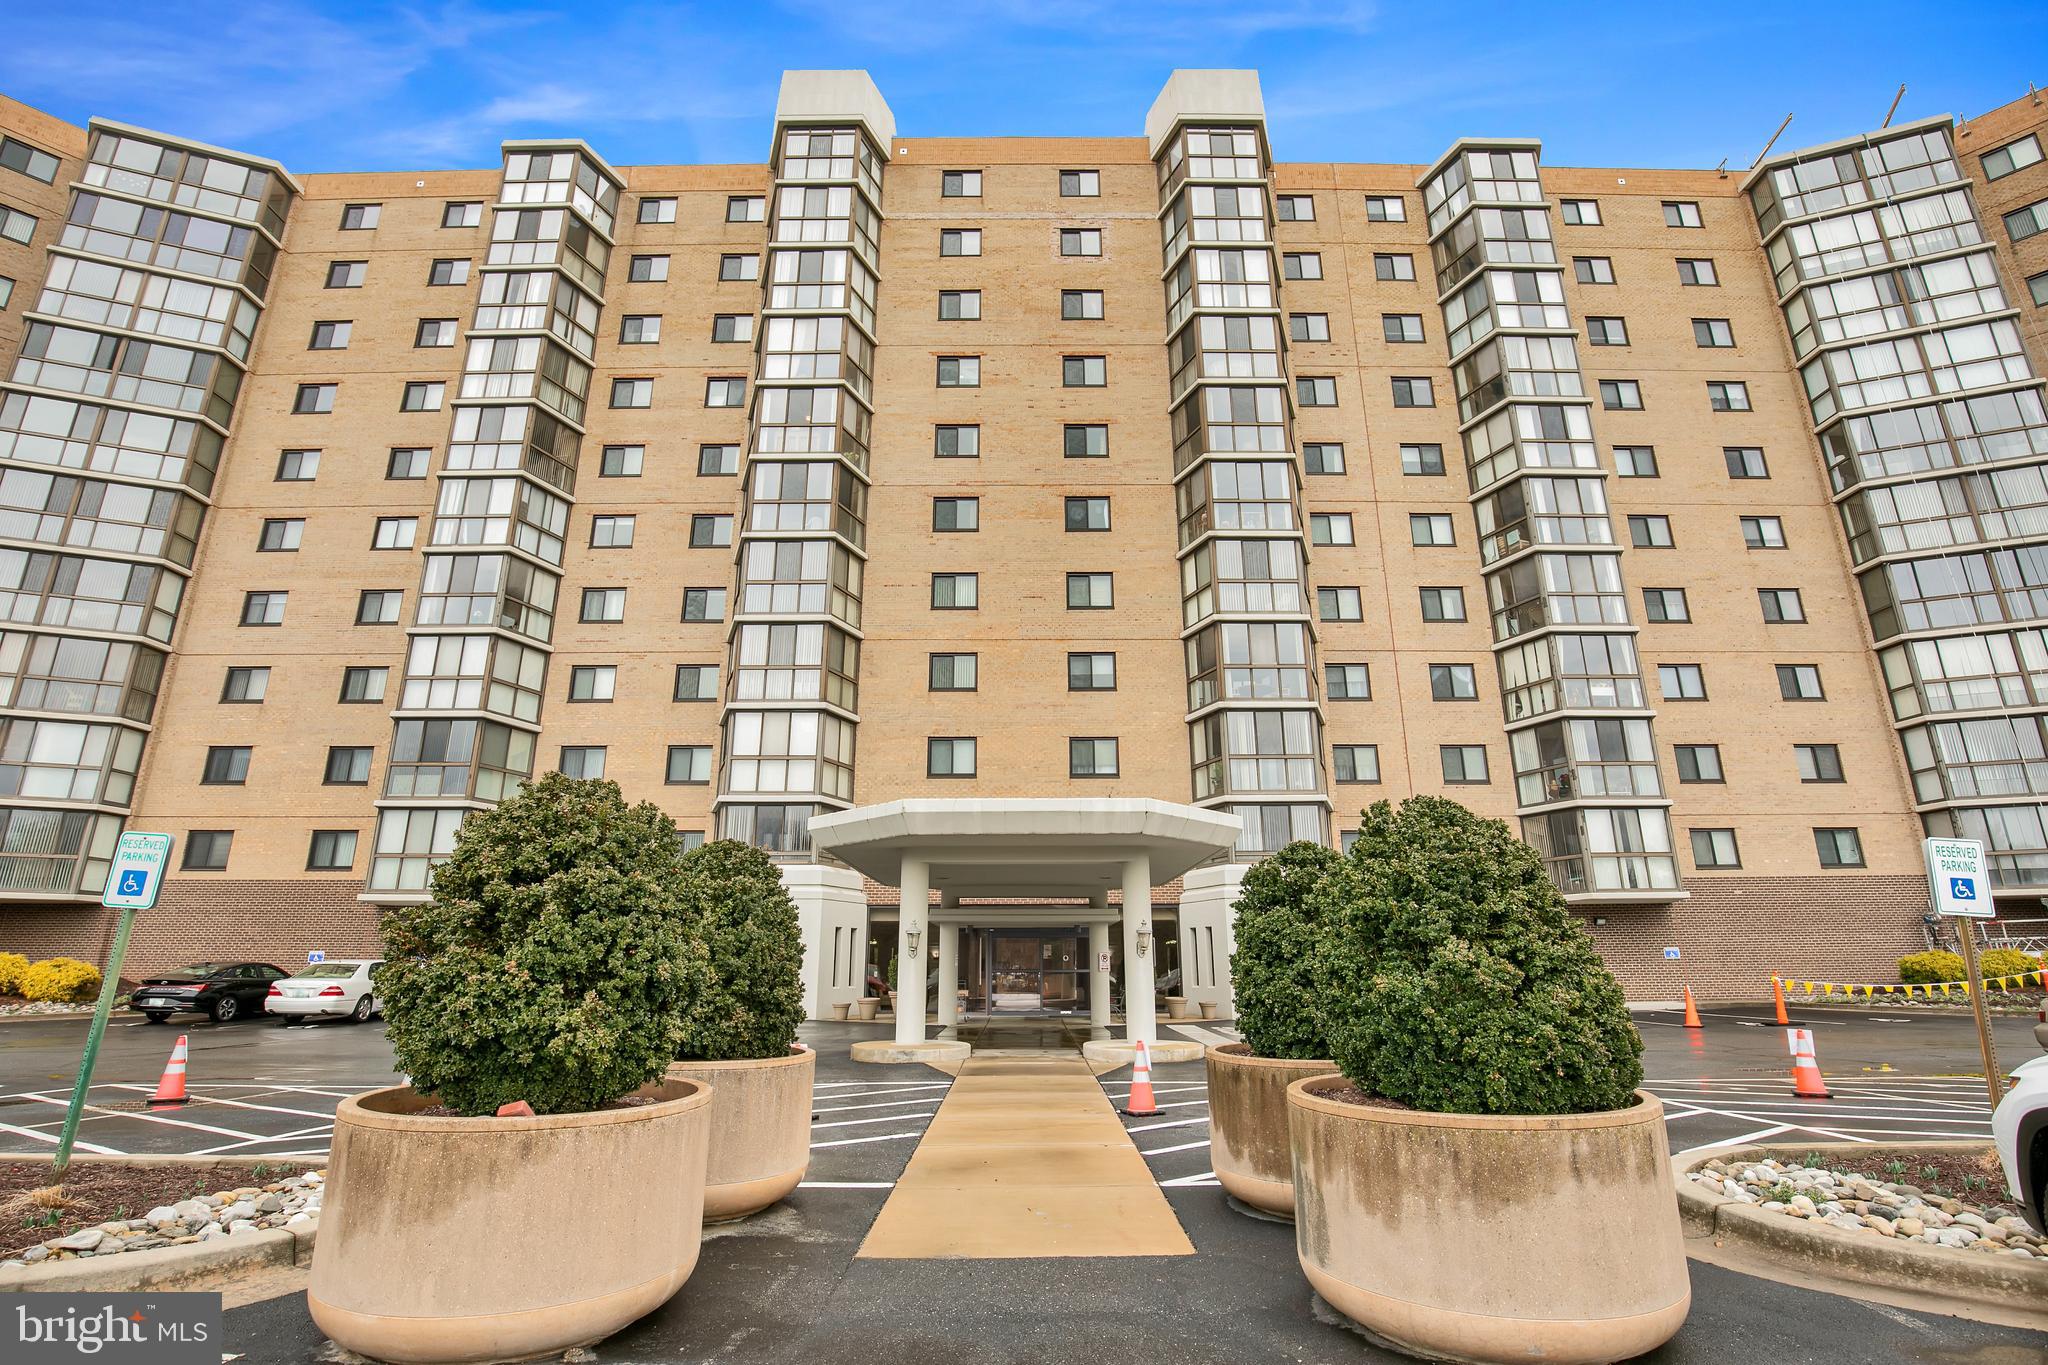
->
<box><xmin>1139</xmin><ymin>1139</ymin><xmax>1211</xmax><ymax>1156</ymax></box>
<box><xmin>797</xmin><ymin>1180</ymin><xmax>895</xmax><ymax>1189</ymax></box>
<box><xmin>190</xmin><ymin>1124</ymin><xmax>337</xmax><ymax>1155</ymax></box>
<box><xmin>810</xmin><ymin>1110</ymin><xmax>941</xmax><ymax>1130</ymax></box>
<box><xmin>1124</xmin><ymin>1116</ymin><xmax>1211</xmax><ymax>1134</ymax></box>
<box><xmin>813</xmin><ymin>1081</ymin><xmax>951</xmax><ymax>1091</ymax></box>
<box><xmin>102</xmin><ymin>1085</ymin><xmax>337</xmax><ymax>1121</ymax></box>
<box><xmin>0</xmin><ymin>1119</ymin><xmax>121</xmax><ymax>1154</ymax></box>
<box><xmin>1160</xmin><ymin>1170</ymin><xmax>1220</xmax><ymax>1187</ymax></box>
<box><xmin>809</xmin><ymin>1131</ymin><xmax>922</xmax><ymax>1149</ymax></box>
<box><xmin>1677</xmin><ymin>1123</ymin><xmax>1794</xmax><ymax>1157</ymax></box>
<box><xmin>13</xmin><ymin>1093</ymin><xmax>261</xmax><ymax>1141</ymax></box>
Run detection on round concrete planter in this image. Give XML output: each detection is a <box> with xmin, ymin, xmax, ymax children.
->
<box><xmin>1206</xmin><ymin>1044</ymin><xmax>1337</xmax><ymax>1218</ymax></box>
<box><xmin>666</xmin><ymin>1044</ymin><xmax>814</xmax><ymax>1222</ymax></box>
<box><xmin>308</xmin><ymin>1079</ymin><xmax>711</xmax><ymax>1364</ymax></box>
<box><xmin>1287</xmin><ymin>1076</ymin><xmax>1689</xmax><ymax>1364</ymax></box>
<box><xmin>1165</xmin><ymin>996</ymin><xmax>1190</xmax><ymax>1019</ymax></box>
<box><xmin>830</xmin><ymin>1003</ymin><xmax>851</xmax><ymax>1021</ymax></box>
<box><xmin>1199</xmin><ymin>1001</ymin><xmax>1220</xmax><ymax>1019</ymax></box>
<box><xmin>851</xmin><ymin>998</ymin><xmax>879</xmax><ymax>1021</ymax></box>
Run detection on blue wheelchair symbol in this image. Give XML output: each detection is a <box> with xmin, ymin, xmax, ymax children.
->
<box><xmin>1949</xmin><ymin>876</ymin><xmax>1977</xmax><ymax>901</ymax></box>
<box><xmin>117</xmin><ymin>869</ymin><xmax>148</xmax><ymax>897</ymax></box>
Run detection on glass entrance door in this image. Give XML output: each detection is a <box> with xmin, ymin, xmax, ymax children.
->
<box><xmin>982</xmin><ymin>930</ymin><xmax>1089</xmax><ymax>1015</ymax></box>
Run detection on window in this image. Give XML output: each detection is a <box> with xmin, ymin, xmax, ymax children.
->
<box><xmin>1063</xmin><ymin>355</ymin><xmax>1106</xmax><ymax>387</ymax></box>
<box><xmin>940</xmin><ymin>229</ymin><xmax>981</xmax><ymax>257</ymax></box>
<box><xmin>201</xmin><ymin>746</ymin><xmax>250</xmax><ymax>785</ymax></box>
<box><xmin>1364</xmin><ymin>195</ymin><xmax>1406</xmax><ymax>222</ymax></box>
<box><xmin>726</xmin><ymin>195</ymin><xmax>765</xmax><ymax>222</ymax></box>
<box><xmin>938</xmin><ymin>290</ymin><xmax>981</xmax><ymax>320</ymax></box>
<box><xmin>704</xmin><ymin>377</ymin><xmax>745</xmax><ymax>406</ymax></box>
<box><xmin>562</xmin><ymin>747</ymin><xmax>608</xmax><ymax>780</ymax></box>
<box><xmin>620</xmin><ymin>314</ymin><xmax>662</xmax><ymax>344</ymax></box>
<box><xmin>697</xmin><ymin>444</ymin><xmax>739</xmax><ymax>476</ymax></box>
<box><xmin>930</xmin><ymin>654</ymin><xmax>978</xmax><ymax>690</ymax></box>
<box><xmin>941</xmin><ymin>170</ymin><xmax>982</xmax><ymax>198</ymax></box>
<box><xmin>310</xmin><ymin>320</ymin><xmax>351</xmax><ymax>350</ymax></box>
<box><xmin>1693</xmin><ymin>318</ymin><xmax>1735</xmax><ymax>348</ymax></box>
<box><xmin>1276</xmin><ymin>194</ymin><xmax>1315</xmax><ymax>220</ymax></box>
<box><xmin>1741</xmin><ymin>515</ymin><xmax>1786</xmax><ymax>549</ymax></box>
<box><xmin>1381</xmin><ymin>314</ymin><xmax>1425</xmax><ymax>344</ymax></box>
<box><xmin>928</xmin><ymin>737</ymin><xmax>977</xmax><ymax>776</ymax></box>
<box><xmin>258</xmin><ymin>519</ymin><xmax>303</xmax><ymax>552</ymax></box>
<box><xmin>372</xmin><ymin>517</ymin><xmax>417</xmax><ymax>550</ymax></box>
<box><xmin>1658</xmin><ymin>663</ymin><xmax>1705</xmax><ymax>699</ymax></box>
<box><xmin>1064</xmin><ymin>424</ymin><xmax>1108</xmax><ymax>458</ymax></box>
<box><xmin>934</xmin><ymin>497</ymin><xmax>980</xmax><ymax>531</ymax></box>
<box><xmin>356</xmin><ymin>590</ymin><xmax>402</xmax><ymax>624</ymax></box>
<box><xmin>1586</xmin><ymin>317</ymin><xmax>1628</xmax><ymax>346</ymax></box>
<box><xmin>339</xmin><ymin>667</ymin><xmax>387</xmax><ymax>703</ymax></box>
<box><xmin>325</xmin><ymin>261</ymin><xmax>365</xmax><ymax>288</ymax></box>
<box><xmin>0</xmin><ymin>135</ymin><xmax>60</xmax><ymax>183</ymax></box>
<box><xmin>1069</xmin><ymin>737</ymin><xmax>1119</xmax><ymax>778</ymax></box>
<box><xmin>1419</xmin><ymin>587</ymin><xmax>1466</xmax><ymax>622</ymax></box>
<box><xmin>1310</xmin><ymin>512</ymin><xmax>1353</xmax><ymax>546</ymax></box>
<box><xmin>0</xmin><ymin>276</ymin><xmax>12</xmax><ymax>308</ymax></box>
<box><xmin>1059</xmin><ymin>228</ymin><xmax>1103</xmax><ymax>257</ymax></box>
<box><xmin>2007</xmin><ymin>201</ymin><xmax>2048</xmax><ymax>243</ymax></box>
<box><xmin>581</xmin><ymin>587</ymin><xmax>626</xmax><ymax>623</ymax></box>
<box><xmin>1400</xmin><ymin>443</ymin><xmax>1445</xmax><ymax>477</ymax></box>
<box><xmin>673</xmin><ymin>665</ymin><xmax>717</xmax><ymax>701</ymax></box>
<box><xmin>936</xmin><ymin>425</ymin><xmax>980</xmax><ymax>458</ymax></box>
<box><xmin>2031</xmin><ymin>271</ymin><xmax>2048</xmax><ymax>308</ymax></box>
<box><xmin>1407</xmin><ymin>513</ymin><xmax>1454</xmax><ymax>546</ymax></box>
<box><xmin>415</xmin><ymin>318</ymin><xmax>457</xmax><ymax>347</ymax></box>
<box><xmin>1776</xmin><ymin>664</ymin><xmax>1824</xmax><ymax>700</ymax></box>
<box><xmin>1574</xmin><ymin>256</ymin><xmax>1615</xmax><ymax>285</ymax></box>
<box><xmin>1628</xmin><ymin>514</ymin><xmax>1673</xmax><ymax>547</ymax></box>
<box><xmin>1675</xmin><ymin>745</ymin><xmax>1723</xmax><ymax>783</ymax></box>
<box><xmin>1065</xmin><ymin>496</ymin><xmax>1111</xmax><ymax>532</ymax></box>
<box><xmin>241</xmin><ymin>592</ymin><xmax>286</xmax><ymax>626</ymax></box>
<box><xmin>442</xmin><ymin>201</ymin><xmax>482</xmax><ymax>228</ymax></box>
<box><xmin>1372</xmin><ymin>253</ymin><xmax>1414</xmax><ymax>281</ymax></box>
<box><xmin>1983</xmin><ymin>134</ymin><xmax>2043</xmax><ymax>181</ymax></box>
<box><xmin>1663</xmin><ymin>201</ymin><xmax>1702</xmax><ymax>228</ymax></box>
<box><xmin>1319</xmin><ymin>587</ymin><xmax>1362</xmax><ymax>621</ymax></box>
<box><xmin>1304</xmin><ymin>442</ymin><xmax>1346</xmax><ymax>475</ymax></box>
<box><xmin>307</xmin><ymin>830</ymin><xmax>358</xmax><ymax>871</ymax></box>
<box><xmin>682</xmin><ymin>587</ymin><xmax>726</xmax><ymax>622</ymax></box>
<box><xmin>1814</xmin><ymin>828</ymin><xmax>1864</xmax><ymax>868</ymax></box>
<box><xmin>937</xmin><ymin>356</ymin><xmax>980</xmax><ymax>387</ymax></box>
<box><xmin>602</xmin><ymin>445</ymin><xmax>645</xmax><ymax>477</ymax></box>
<box><xmin>590</xmin><ymin>515</ymin><xmax>635</xmax><ymax>548</ymax></box>
<box><xmin>428</xmin><ymin>258</ymin><xmax>471</xmax><ymax>286</ymax></box>
<box><xmin>637</xmin><ymin>196</ymin><xmax>677</xmax><ymax>224</ymax></box>
<box><xmin>183</xmin><ymin>831</ymin><xmax>232</xmax><ymax>871</ymax></box>
<box><xmin>275</xmin><ymin>450</ymin><xmax>320</xmax><ymax>482</ymax></box>
<box><xmin>221</xmin><ymin>667</ymin><xmax>269</xmax><ymax>703</ymax></box>
<box><xmin>1298</xmin><ymin>376</ymin><xmax>1338</xmax><ymax>405</ymax></box>
<box><xmin>340</xmin><ymin>203</ymin><xmax>380</xmax><ymax>230</ymax></box>
<box><xmin>667</xmin><ymin>749</ymin><xmax>716</xmax><ymax>789</ymax></box>
<box><xmin>1560</xmin><ymin>199</ymin><xmax>1600</xmax><ymax>225</ymax></box>
<box><xmin>293</xmin><ymin>384</ymin><xmax>336</xmax><ymax>414</ymax></box>
<box><xmin>1060</xmin><ymin>169</ymin><xmax>1101</xmax><ymax>197</ymax></box>
<box><xmin>718</xmin><ymin>254</ymin><xmax>759</xmax><ymax>281</ymax></box>
<box><xmin>1643</xmin><ymin>588</ymin><xmax>1689</xmax><ymax>623</ymax></box>
<box><xmin>1062</xmin><ymin>290</ymin><xmax>1104</xmax><ymax>320</ymax></box>
<box><xmin>1284</xmin><ymin>252</ymin><xmax>1324</xmax><ymax>280</ymax></box>
<box><xmin>933</xmin><ymin>573</ymin><xmax>979</xmax><ymax>609</ymax></box>
<box><xmin>1599</xmin><ymin>380</ymin><xmax>1643</xmax><ymax>410</ymax></box>
<box><xmin>1328</xmin><ymin>663</ymin><xmax>1371</xmax><ymax>699</ymax></box>
<box><xmin>711</xmin><ymin>314</ymin><xmax>753</xmax><ymax>343</ymax></box>
<box><xmin>568</xmin><ymin>665</ymin><xmax>616</xmax><ymax>702</ymax></box>
<box><xmin>628</xmin><ymin>255</ymin><xmax>670</xmax><ymax>282</ymax></box>
<box><xmin>1707</xmin><ymin>381</ymin><xmax>1751</xmax><ymax>412</ymax></box>
<box><xmin>1677</xmin><ymin>258</ymin><xmax>1718</xmax><ymax>286</ymax></box>
<box><xmin>1440</xmin><ymin>745</ymin><xmax>1489</xmax><ymax>784</ymax></box>
<box><xmin>400</xmin><ymin>382</ymin><xmax>444</xmax><ymax>412</ymax></box>
<box><xmin>324</xmin><ymin>747</ymin><xmax>372</xmax><ymax>785</ymax></box>
<box><xmin>1796</xmin><ymin>744</ymin><xmax>1844</xmax><ymax>783</ymax></box>
<box><xmin>1614</xmin><ymin>446</ymin><xmax>1658</xmax><ymax>477</ymax></box>
<box><xmin>1391</xmin><ymin>377</ymin><xmax>1435</xmax><ymax>408</ymax></box>
<box><xmin>1691</xmin><ymin>829</ymin><xmax>1740</xmax><ymax>868</ymax></box>
<box><xmin>689</xmin><ymin>514</ymin><xmax>732</xmax><ymax>547</ymax></box>
<box><xmin>1291</xmin><ymin>313</ymin><xmax>1331</xmax><ymax>342</ymax></box>
<box><xmin>1066</xmin><ymin>572</ymin><xmax>1112</xmax><ymax>609</ymax></box>
<box><xmin>1430</xmin><ymin>664</ymin><xmax>1478</xmax><ymax>700</ymax></box>
<box><xmin>0</xmin><ymin>207</ymin><xmax>35</xmax><ymax>244</ymax></box>
<box><xmin>1758</xmin><ymin>588</ymin><xmax>1805</xmax><ymax>623</ymax></box>
<box><xmin>1724</xmin><ymin>446</ymin><xmax>1769</xmax><ymax>479</ymax></box>
<box><xmin>612</xmin><ymin>378</ymin><xmax>653</xmax><ymax>409</ymax></box>
<box><xmin>1334</xmin><ymin>745</ymin><xmax>1380</xmax><ymax>783</ymax></box>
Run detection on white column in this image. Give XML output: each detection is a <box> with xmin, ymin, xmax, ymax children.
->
<box><xmin>1088</xmin><ymin>920</ymin><xmax>1112</xmax><ymax>1037</ymax></box>
<box><xmin>895</xmin><ymin>857</ymin><xmax>929</xmax><ymax>1045</ymax></box>
<box><xmin>1121</xmin><ymin>853</ymin><xmax>1157</xmax><ymax>1045</ymax></box>
<box><xmin>936</xmin><ymin>921</ymin><xmax>959</xmax><ymax>1033</ymax></box>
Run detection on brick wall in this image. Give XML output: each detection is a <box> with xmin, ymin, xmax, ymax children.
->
<box><xmin>0</xmin><ymin>882</ymin><xmax>381</xmax><ymax>979</ymax></box>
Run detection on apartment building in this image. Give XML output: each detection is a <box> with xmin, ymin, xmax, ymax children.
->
<box><xmin>0</xmin><ymin>69</ymin><xmax>2043</xmax><ymax>1020</ymax></box>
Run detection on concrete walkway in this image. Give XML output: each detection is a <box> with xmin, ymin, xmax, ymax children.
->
<box><xmin>855</xmin><ymin>1053</ymin><xmax>1195</xmax><ymax>1259</ymax></box>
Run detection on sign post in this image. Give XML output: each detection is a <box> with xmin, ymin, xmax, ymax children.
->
<box><xmin>1924</xmin><ymin>836</ymin><xmax>2001</xmax><ymax>1114</ymax></box>
<box><xmin>51</xmin><ymin>831</ymin><xmax>173</xmax><ymax>1181</ymax></box>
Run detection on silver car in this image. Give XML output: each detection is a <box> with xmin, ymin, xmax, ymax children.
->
<box><xmin>268</xmin><ymin>960</ymin><xmax>383</xmax><ymax>1025</ymax></box>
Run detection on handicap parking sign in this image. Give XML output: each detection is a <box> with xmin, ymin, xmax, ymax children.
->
<box><xmin>1950</xmin><ymin>876</ymin><xmax>1977</xmax><ymax>902</ymax></box>
<box><xmin>101</xmin><ymin>831</ymin><xmax>174</xmax><ymax>911</ymax></box>
<box><xmin>1925</xmin><ymin>837</ymin><xmax>1993</xmax><ymax>918</ymax></box>
<box><xmin>117</xmin><ymin>869</ymin><xmax>148</xmax><ymax>897</ymax></box>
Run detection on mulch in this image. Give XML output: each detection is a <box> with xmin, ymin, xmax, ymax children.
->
<box><xmin>1795</xmin><ymin>1145</ymin><xmax>2009</xmax><ymax>1203</ymax></box>
<box><xmin>1311</xmin><ymin>1083</ymin><xmax>1415</xmax><ymax>1111</ymax></box>
<box><xmin>1</xmin><ymin>1161</ymin><xmax>318</xmax><ymax>1260</ymax></box>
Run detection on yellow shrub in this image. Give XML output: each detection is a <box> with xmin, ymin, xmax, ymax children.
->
<box><xmin>19</xmin><ymin>957</ymin><xmax>101</xmax><ymax>1003</ymax></box>
<box><xmin>1897</xmin><ymin>950</ymin><xmax>1965</xmax><ymax>984</ymax></box>
<box><xmin>0</xmin><ymin>951</ymin><xmax>29</xmax><ymax>995</ymax></box>
<box><xmin>1980</xmin><ymin>948</ymin><xmax>2044</xmax><ymax>983</ymax></box>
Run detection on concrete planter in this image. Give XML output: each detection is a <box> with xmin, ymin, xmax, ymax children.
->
<box><xmin>1165</xmin><ymin>996</ymin><xmax>1190</xmax><ymax>1019</ymax></box>
<box><xmin>830</xmin><ymin>1003</ymin><xmax>851</xmax><ymax>1021</ymax></box>
<box><xmin>308</xmin><ymin>1079</ymin><xmax>711</xmax><ymax>1364</ymax></box>
<box><xmin>666</xmin><ymin>1045</ymin><xmax>814</xmax><ymax>1222</ymax></box>
<box><xmin>1288</xmin><ymin>1076</ymin><xmax>1689</xmax><ymax>1364</ymax></box>
<box><xmin>1199</xmin><ymin>1001</ymin><xmax>1220</xmax><ymax>1019</ymax></box>
<box><xmin>851</xmin><ymin>998</ymin><xmax>879</xmax><ymax>1021</ymax></box>
<box><xmin>1205</xmin><ymin>1044</ymin><xmax>1337</xmax><ymax>1218</ymax></box>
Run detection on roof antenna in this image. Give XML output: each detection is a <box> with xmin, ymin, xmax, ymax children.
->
<box><xmin>1715</xmin><ymin>157</ymin><xmax>1728</xmax><ymax>179</ymax></box>
<box><xmin>2031</xmin><ymin>82</ymin><xmax>2041</xmax><ymax>107</ymax></box>
<box><xmin>1881</xmin><ymin>84</ymin><xmax>1906</xmax><ymax>128</ymax></box>
<box><xmin>1750</xmin><ymin>113</ymin><xmax>1795</xmax><ymax>170</ymax></box>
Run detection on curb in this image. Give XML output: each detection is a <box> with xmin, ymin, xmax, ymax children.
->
<box><xmin>1676</xmin><ymin>1141</ymin><xmax>2048</xmax><ymax>1322</ymax></box>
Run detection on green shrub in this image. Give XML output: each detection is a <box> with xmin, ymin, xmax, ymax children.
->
<box><xmin>1229</xmin><ymin>840</ymin><xmax>1344</xmax><ymax>1060</ymax></box>
<box><xmin>1313</xmin><ymin>797</ymin><xmax>1643</xmax><ymax>1116</ymax></box>
<box><xmin>378</xmin><ymin>773</ymin><xmax>708</xmax><ymax>1116</ymax></box>
<box><xmin>0</xmin><ymin>951</ymin><xmax>29</xmax><ymax>995</ymax></box>
<box><xmin>1898</xmin><ymin>950</ymin><xmax>1965</xmax><ymax>984</ymax></box>
<box><xmin>1979</xmin><ymin>948</ymin><xmax>2042</xmax><ymax>982</ymax></box>
<box><xmin>673</xmin><ymin>839</ymin><xmax>805</xmax><ymax>1061</ymax></box>
<box><xmin>20</xmin><ymin>957</ymin><xmax>101</xmax><ymax>1003</ymax></box>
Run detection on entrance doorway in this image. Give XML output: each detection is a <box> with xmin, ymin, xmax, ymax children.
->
<box><xmin>968</xmin><ymin>928</ymin><xmax>1091</xmax><ymax>1017</ymax></box>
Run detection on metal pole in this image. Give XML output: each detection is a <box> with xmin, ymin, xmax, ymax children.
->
<box><xmin>1959</xmin><ymin>921</ymin><xmax>2004</xmax><ymax>1115</ymax></box>
<box><xmin>1881</xmin><ymin>83</ymin><xmax>1907</xmax><ymax>128</ymax></box>
<box><xmin>52</xmin><ymin>905</ymin><xmax>137</xmax><ymax>1181</ymax></box>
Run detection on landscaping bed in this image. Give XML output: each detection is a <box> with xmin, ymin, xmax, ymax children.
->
<box><xmin>1</xmin><ymin>1161</ymin><xmax>322</xmax><ymax>1265</ymax></box>
<box><xmin>1688</xmin><ymin>1147</ymin><xmax>2039</xmax><ymax>1257</ymax></box>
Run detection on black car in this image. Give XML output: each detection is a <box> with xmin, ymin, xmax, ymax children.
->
<box><xmin>130</xmin><ymin>963</ymin><xmax>291</xmax><ymax>1024</ymax></box>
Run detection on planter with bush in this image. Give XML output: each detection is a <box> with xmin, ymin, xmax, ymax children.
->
<box><xmin>1208</xmin><ymin>841</ymin><xmax>1343</xmax><ymax>1218</ymax></box>
<box><xmin>664</xmin><ymin>838</ymin><xmax>815</xmax><ymax>1222</ymax></box>
<box><xmin>1287</xmin><ymin>797</ymin><xmax>1689</xmax><ymax>1364</ymax></box>
<box><xmin>309</xmin><ymin>775</ymin><xmax>715</xmax><ymax>1364</ymax></box>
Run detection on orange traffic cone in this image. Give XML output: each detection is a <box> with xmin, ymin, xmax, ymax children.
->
<box><xmin>1682</xmin><ymin>987</ymin><xmax>1703</xmax><ymax>1029</ymax></box>
<box><xmin>1771</xmin><ymin>976</ymin><xmax>1791</xmax><ymax>1027</ymax></box>
<box><xmin>1788</xmin><ymin>1027</ymin><xmax>1831</xmax><ymax>1099</ymax></box>
<box><xmin>146</xmin><ymin>1034</ymin><xmax>190</xmax><ymax>1107</ymax></box>
<box><xmin>1122</xmin><ymin>1038</ymin><xmax>1162</xmax><ymax>1117</ymax></box>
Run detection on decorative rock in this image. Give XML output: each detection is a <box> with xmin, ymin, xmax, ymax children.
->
<box><xmin>256</xmin><ymin>1194</ymin><xmax>284</xmax><ymax>1214</ymax></box>
<box><xmin>1862</xmin><ymin>1215</ymin><xmax>1895</xmax><ymax>1236</ymax></box>
<box><xmin>21</xmin><ymin>1246</ymin><xmax>50</xmax><ymax>1263</ymax></box>
<box><xmin>1823</xmin><ymin>1212</ymin><xmax>1866</xmax><ymax>1232</ymax></box>
<box><xmin>220</xmin><ymin>1201</ymin><xmax>256</xmax><ymax>1223</ymax></box>
<box><xmin>1895</xmin><ymin>1217</ymin><xmax>1925</xmax><ymax>1237</ymax></box>
<box><xmin>50</xmin><ymin>1229</ymin><xmax>103</xmax><ymax>1251</ymax></box>
<box><xmin>122</xmin><ymin>1237</ymin><xmax>169</xmax><ymax>1252</ymax></box>
<box><xmin>225</xmin><ymin>1219</ymin><xmax>259</xmax><ymax>1235</ymax></box>
<box><xmin>171</xmin><ymin>1199</ymin><xmax>210</xmax><ymax>1221</ymax></box>
<box><xmin>286</xmin><ymin>1212</ymin><xmax>314</xmax><ymax>1229</ymax></box>
<box><xmin>1788</xmin><ymin>1195</ymin><xmax>1817</xmax><ymax>1217</ymax></box>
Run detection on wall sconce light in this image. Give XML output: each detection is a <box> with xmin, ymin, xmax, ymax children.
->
<box><xmin>1136</xmin><ymin>924</ymin><xmax>1152</xmax><ymax>957</ymax></box>
<box><xmin>906</xmin><ymin>924</ymin><xmax>922</xmax><ymax>956</ymax></box>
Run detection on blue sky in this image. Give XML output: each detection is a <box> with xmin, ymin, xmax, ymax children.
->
<box><xmin>0</xmin><ymin>2</ymin><xmax>2042</xmax><ymax>174</ymax></box>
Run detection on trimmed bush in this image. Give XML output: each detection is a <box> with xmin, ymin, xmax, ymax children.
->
<box><xmin>1229</xmin><ymin>840</ymin><xmax>1344</xmax><ymax>1060</ymax></box>
<box><xmin>20</xmin><ymin>957</ymin><xmax>101</xmax><ymax>1003</ymax></box>
<box><xmin>379</xmin><ymin>773</ymin><xmax>709</xmax><ymax>1116</ymax></box>
<box><xmin>1898</xmin><ymin>950</ymin><xmax>1966</xmax><ymax>984</ymax></box>
<box><xmin>1979</xmin><ymin>947</ymin><xmax>2043</xmax><ymax>982</ymax></box>
<box><xmin>1314</xmin><ymin>797</ymin><xmax>1643</xmax><ymax>1116</ymax></box>
<box><xmin>673</xmin><ymin>839</ymin><xmax>806</xmax><ymax>1061</ymax></box>
<box><xmin>0</xmin><ymin>951</ymin><xmax>29</xmax><ymax>996</ymax></box>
